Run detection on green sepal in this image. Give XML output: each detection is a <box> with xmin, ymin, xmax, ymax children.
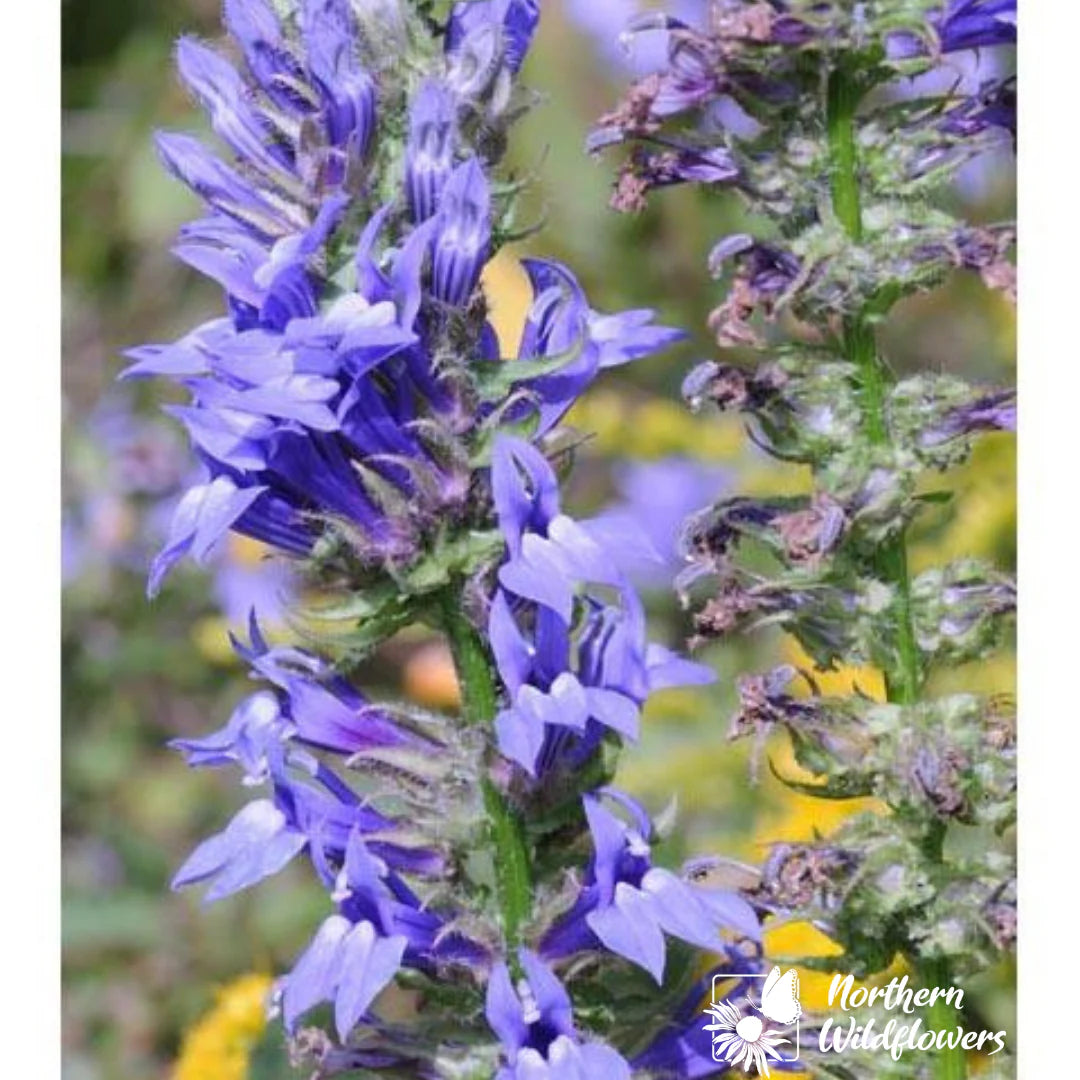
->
<box><xmin>295</xmin><ymin>530</ymin><xmax>505</xmax><ymax>659</ymax></box>
<box><xmin>767</xmin><ymin>754</ymin><xmax>875</xmax><ymax>800</ymax></box>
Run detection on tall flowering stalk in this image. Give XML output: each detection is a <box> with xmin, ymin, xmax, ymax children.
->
<box><xmin>130</xmin><ymin>1</ymin><xmax>765</xmax><ymax>1076</ymax></box>
<box><xmin>595</xmin><ymin>1</ymin><xmax>1015</xmax><ymax>1077</ymax></box>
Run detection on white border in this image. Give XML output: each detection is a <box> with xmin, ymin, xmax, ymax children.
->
<box><xmin>1017</xmin><ymin>3</ymin><xmax>1080</xmax><ymax>1079</ymax></box>
<box><xmin>8</xmin><ymin>0</ymin><xmax>1068</xmax><ymax>1073</ymax></box>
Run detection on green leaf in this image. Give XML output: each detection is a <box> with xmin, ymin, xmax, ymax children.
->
<box><xmin>472</xmin><ymin>335</ymin><xmax>585</xmax><ymax>404</ymax></box>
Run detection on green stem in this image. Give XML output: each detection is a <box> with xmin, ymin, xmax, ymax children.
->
<box><xmin>827</xmin><ymin>68</ymin><xmax>922</xmax><ymax>709</ymax></box>
<box><xmin>826</xmin><ymin>68</ymin><xmax>864</xmax><ymax>242</ymax></box>
<box><xmin>922</xmin><ymin>959</ymin><xmax>969</xmax><ymax>1080</ymax></box>
<box><xmin>439</xmin><ymin>590</ymin><xmax>533</xmax><ymax>947</ymax></box>
<box><xmin>827</xmin><ymin>67</ymin><xmax>962</xmax><ymax>1080</ymax></box>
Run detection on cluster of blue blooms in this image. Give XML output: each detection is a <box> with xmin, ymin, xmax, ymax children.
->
<box><xmin>132</xmin><ymin>2</ymin><xmax>768</xmax><ymax>1076</ymax></box>
<box><xmin>133</xmin><ymin>1</ymin><xmax>1016</xmax><ymax>1075</ymax></box>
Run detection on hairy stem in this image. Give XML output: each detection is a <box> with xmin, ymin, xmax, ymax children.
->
<box><xmin>439</xmin><ymin>590</ymin><xmax>533</xmax><ymax>947</ymax></box>
<box><xmin>827</xmin><ymin>67</ymin><xmax>961</xmax><ymax>1080</ymax></box>
<box><xmin>827</xmin><ymin>68</ymin><xmax>923</xmax><ymax>707</ymax></box>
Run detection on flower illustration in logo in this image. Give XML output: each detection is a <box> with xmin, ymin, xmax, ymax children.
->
<box><xmin>705</xmin><ymin>966</ymin><xmax>801</xmax><ymax>1074</ymax></box>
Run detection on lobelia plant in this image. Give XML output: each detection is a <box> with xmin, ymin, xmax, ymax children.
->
<box><xmin>127</xmin><ymin>1</ymin><xmax>770</xmax><ymax>1077</ymax></box>
<box><xmin>593</xmin><ymin>1</ymin><xmax>1015</xmax><ymax>1077</ymax></box>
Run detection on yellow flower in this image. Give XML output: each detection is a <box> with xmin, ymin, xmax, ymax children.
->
<box><xmin>174</xmin><ymin>974</ymin><xmax>273</xmax><ymax>1080</ymax></box>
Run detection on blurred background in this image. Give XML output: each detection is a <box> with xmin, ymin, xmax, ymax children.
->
<box><xmin>61</xmin><ymin>2</ymin><xmax>1016</xmax><ymax>1077</ymax></box>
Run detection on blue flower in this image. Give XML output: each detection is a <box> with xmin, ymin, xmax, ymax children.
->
<box><xmin>171</xmin><ymin>796</ymin><xmax>309</xmax><ymax>903</ymax></box>
<box><xmin>148</xmin><ymin>476</ymin><xmax>267</xmax><ymax>596</ymax></box>
<box><xmin>541</xmin><ymin>793</ymin><xmax>759</xmax><ymax>982</ymax></box>
<box><xmin>937</xmin><ymin>0</ymin><xmax>1017</xmax><ymax>53</ymax></box>
<box><xmin>173</xmin><ymin>625</ymin><xmax>420</xmax><ymax>780</ymax></box>
<box><xmin>447</xmin><ymin>0</ymin><xmax>540</xmax><ymax>76</ymax></box>
<box><xmin>515</xmin><ymin>259</ymin><xmax>686</xmax><ymax>433</ymax></box>
<box><xmin>488</xmin><ymin>437</ymin><xmax>713</xmax><ymax>775</ymax></box>
<box><xmin>132</xmin><ymin>0</ymin><xmax>685</xmax><ymax>595</ymax></box>
<box><xmin>282</xmin><ymin>830</ymin><xmax>478</xmax><ymax>1039</ymax></box>
<box><xmin>485</xmin><ymin>949</ymin><xmax>631</xmax><ymax>1079</ymax></box>
<box><xmin>283</xmin><ymin>914</ymin><xmax>407</xmax><ymax>1040</ymax></box>
<box><xmin>430</xmin><ymin>158</ymin><xmax>492</xmax><ymax>307</ymax></box>
<box><xmin>170</xmin><ymin>764</ymin><xmax>408</xmax><ymax>901</ymax></box>
<box><xmin>889</xmin><ymin>1</ymin><xmax>1017</xmax><ymax>60</ymax></box>
<box><xmin>405</xmin><ymin>79</ymin><xmax>459</xmax><ymax>223</ymax></box>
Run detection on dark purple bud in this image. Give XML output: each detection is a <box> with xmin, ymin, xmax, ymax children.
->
<box><xmin>323</xmin><ymin>69</ymin><xmax>376</xmax><ymax>151</ymax></box>
<box><xmin>920</xmin><ymin>389</ymin><xmax>1016</xmax><ymax>447</ymax></box>
<box><xmin>708</xmin><ymin>233</ymin><xmax>755</xmax><ymax>275</ymax></box>
<box><xmin>154</xmin><ymin>132</ymin><xmax>292</xmax><ymax>236</ymax></box>
<box><xmin>300</xmin><ymin>0</ymin><xmax>377</xmax><ymax>153</ymax></box>
<box><xmin>446</xmin><ymin>0</ymin><xmax>540</xmax><ymax>75</ymax></box>
<box><xmin>431</xmin><ymin>158</ymin><xmax>491</xmax><ymax>307</ymax></box>
<box><xmin>405</xmin><ymin>80</ymin><xmax>458</xmax><ymax>223</ymax></box>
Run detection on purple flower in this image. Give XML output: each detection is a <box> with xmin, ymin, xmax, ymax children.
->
<box><xmin>920</xmin><ymin>388</ymin><xmax>1016</xmax><ymax>447</ymax></box>
<box><xmin>172</xmin><ymin>796</ymin><xmax>309</xmax><ymax>903</ymax></box>
<box><xmin>515</xmin><ymin>259</ymin><xmax>685</xmax><ymax>432</ymax></box>
<box><xmin>282</xmin><ymin>834</ymin><xmax>412</xmax><ymax>1039</ymax></box>
<box><xmin>134</xmin><ymin>0</ymin><xmax>684</xmax><ymax>595</ymax></box>
<box><xmin>889</xmin><ymin>1</ymin><xmax>1017</xmax><ymax>60</ymax></box>
<box><xmin>486</xmin><ymin>949</ymin><xmax>631</xmax><ymax>1079</ymax></box>
<box><xmin>938</xmin><ymin>0</ymin><xmax>1017</xmax><ymax>53</ymax></box>
<box><xmin>170</xmin><ymin>758</ymin><xmax>410</xmax><ymax>900</ymax></box>
<box><xmin>541</xmin><ymin>794</ymin><xmax>759</xmax><ymax>982</ymax></box>
<box><xmin>430</xmin><ymin>158</ymin><xmax>492</xmax><ymax>307</ymax></box>
<box><xmin>154</xmin><ymin>132</ymin><xmax>297</xmax><ymax>237</ymax></box>
<box><xmin>488</xmin><ymin>438</ymin><xmax>713</xmax><ymax>774</ymax></box>
<box><xmin>447</xmin><ymin>0</ymin><xmax>540</xmax><ymax>76</ymax></box>
<box><xmin>148</xmin><ymin>476</ymin><xmax>267</xmax><ymax>596</ymax></box>
<box><xmin>173</xmin><ymin>627</ymin><xmax>419</xmax><ymax>780</ymax></box>
<box><xmin>283</xmin><ymin>914</ymin><xmax>407</xmax><ymax>1040</ymax></box>
<box><xmin>493</xmin><ymin>437</ymin><xmax>623</xmax><ymax>621</ymax></box>
<box><xmin>175</xmin><ymin>37</ymin><xmax>285</xmax><ymax>179</ymax></box>
<box><xmin>171</xmin><ymin>618</ymin><xmax>448</xmax><ymax>885</ymax></box>
<box><xmin>405</xmin><ymin>80</ymin><xmax>459</xmax><ymax>223</ymax></box>
<box><xmin>300</xmin><ymin>0</ymin><xmax>378</xmax><ymax>150</ymax></box>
